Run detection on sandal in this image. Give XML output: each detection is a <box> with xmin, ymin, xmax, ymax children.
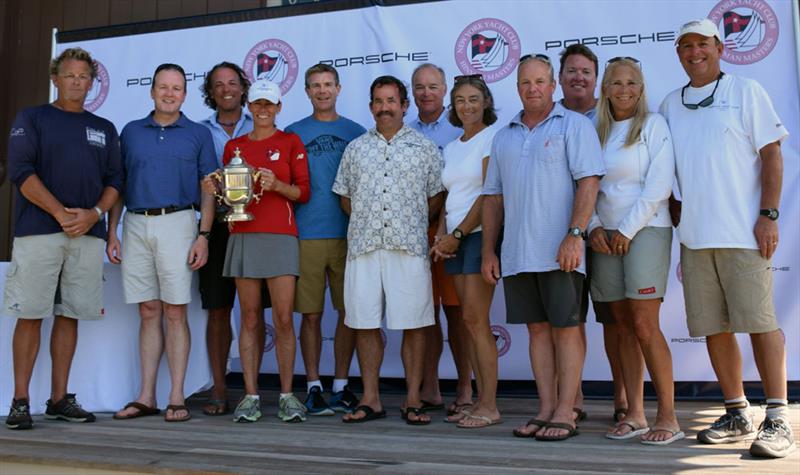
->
<box><xmin>512</xmin><ymin>418</ymin><xmax>549</xmax><ymax>438</ymax></box>
<box><xmin>164</xmin><ymin>404</ymin><xmax>191</xmax><ymax>422</ymax></box>
<box><xmin>613</xmin><ymin>407</ymin><xmax>628</xmax><ymax>423</ymax></box>
<box><xmin>535</xmin><ymin>422</ymin><xmax>579</xmax><ymax>441</ymax></box>
<box><xmin>401</xmin><ymin>407</ymin><xmax>431</xmax><ymax>425</ymax></box>
<box><xmin>606</xmin><ymin>421</ymin><xmax>650</xmax><ymax>440</ymax></box>
<box><xmin>202</xmin><ymin>399</ymin><xmax>230</xmax><ymax>416</ymax></box>
<box><xmin>342</xmin><ymin>405</ymin><xmax>386</xmax><ymax>424</ymax></box>
<box><xmin>113</xmin><ymin>401</ymin><xmax>160</xmax><ymax>420</ymax></box>
<box><xmin>447</xmin><ymin>401</ymin><xmax>473</xmax><ymax>416</ymax></box>
<box><xmin>456</xmin><ymin>414</ymin><xmax>502</xmax><ymax>429</ymax></box>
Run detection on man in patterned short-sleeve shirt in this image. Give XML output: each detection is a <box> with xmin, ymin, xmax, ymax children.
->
<box><xmin>333</xmin><ymin>75</ymin><xmax>443</xmax><ymax>424</ymax></box>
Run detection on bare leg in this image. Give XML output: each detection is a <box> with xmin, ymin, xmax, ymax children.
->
<box><xmin>419</xmin><ymin>309</ymin><xmax>443</xmax><ymax>405</ymax></box>
<box><xmin>300</xmin><ymin>312</ymin><xmax>323</xmax><ymax>383</ymax></box>
<box><xmin>750</xmin><ymin>330</ymin><xmax>787</xmax><ymax>400</ymax></box>
<box><xmin>343</xmin><ymin>329</ymin><xmax>384</xmax><ymax>421</ymax></box>
<box><xmin>115</xmin><ymin>300</ymin><xmax>163</xmax><ymax>417</ymax></box>
<box><xmin>706</xmin><ymin>332</ymin><xmax>745</xmax><ymax>400</ymax></box>
<box><xmin>539</xmin><ymin>325</ymin><xmax>585</xmax><ymax>438</ymax></box>
<box><xmin>402</xmin><ymin>327</ymin><xmax>431</xmax><ymax>423</ymax></box>
<box><xmin>236</xmin><ymin>279</ymin><xmax>264</xmax><ymax>395</ymax></box>
<box><xmin>514</xmin><ymin>322</ymin><xmax>557</xmax><ymax>436</ymax></box>
<box><xmin>267</xmin><ymin>275</ymin><xmax>297</xmax><ymax>394</ymax></box>
<box><xmin>607</xmin><ymin>300</ymin><xmax>646</xmax><ymax>435</ymax></box>
<box><xmin>602</xmin><ymin>321</ymin><xmax>628</xmax><ymax>416</ymax></box>
<box><xmin>49</xmin><ymin>316</ymin><xmax>78</xmax><ymax>402</ymax></box>
<box><xmin>444</xmin><ymin>304</ymin><xmax>473</xmax><ymax>407</ymax></box>
<box><xmin>163</xmin><ymin>302</ymin><xmax>190</xmax><ymax>420</ymax></box>
<box><xmin>205</xmin><ymin>306</ymin><xmax>233</xmax><ymax>409</ymax></box>
<box><xmin>12</xmin><ymin>319</ymin><xmax>43</xmax><ymax>400</ymax></box>
<box><xmin>333</xmin><ymin>310</ymin><xmax>356</xmax><ymax>379</ymax></box>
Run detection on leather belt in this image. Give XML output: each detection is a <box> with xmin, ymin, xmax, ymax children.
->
<box><xmin>128</xmin><ymin>205</ymin><xmax>194</xmax><ymax>216</ymax></box>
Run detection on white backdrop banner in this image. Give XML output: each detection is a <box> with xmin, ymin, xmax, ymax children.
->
<box><xmin>51</xmin><ymin>0</ymin><xmax>798</xmax><ymax>383</ymax></box>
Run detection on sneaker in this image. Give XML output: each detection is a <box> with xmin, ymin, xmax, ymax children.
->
<box><xmin>749</xmin><ymin>417</ymin><xmax>797</xmax><ymax>458</ymax></box>
<box><xmin>697</xmin><ymin>411</ymin><xmax>755</xmax><ymax>444</ymax></box>
<box><xmin>304</xmin><ymin>386</ymin><xmax>334</xmax><ymax>416</ymax></box>
<box><xmin>5</xmin><ymin>398</ymin><xmax>33</xmax><ymax>430</ymax></box>
<box><xmin>44</xmin><ymin>393</ymin><xmax>95</xmax><ymax>423</ymax></box>
<box><xmin>278</xmin><ymin>394</ymin><xmax>307</xmax><ymax>423</ymax></box>
<box><xmin>329</xmin><ymin>385</ymin><xmax>360</xmax><ymax>413</ymax></box>
<box><xmin>232</xmin><ymin>395</ymin><xmax>262</xmax><ymax>423</ymax></box>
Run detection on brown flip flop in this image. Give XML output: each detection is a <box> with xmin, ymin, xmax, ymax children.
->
<box><xmin>113</xmin><ymin>401</ymin><xmax>160</xmax><ymax>420</ymax></box>
<box><xmin>165</xmin><ymin>404</ymin><xmax>191</xmax><ymax>422</ymax></box>
<box><xmin>512</xmin><ymin>418</ymin><xmax>548</xmax><ymax>438</ymax></box>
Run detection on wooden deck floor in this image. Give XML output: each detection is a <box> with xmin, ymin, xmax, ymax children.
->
<box><xmin>1</xmin><ymin>392</ymin><xmax>798</xmax><ymax>475</ymax></box>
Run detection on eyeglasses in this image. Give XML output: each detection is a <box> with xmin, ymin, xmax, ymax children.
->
<box><xmin>59</xmin><ymin>73</ymin><xmax>92</xmax><ymax>82</ymax></box>
<box><xmin>681</xmin><ymin>72</ymin><xmax>724</xmax><ymax>110</ymax></box>
<box><xmin>454</xmin><ymin>74</ymin><xmax>484</xmax><ymax>83</ymax></box>
<box><xmin>519</xmin><ymin>53</ymin><xmax>551</xmax><ymax>64</ymax></box>
<box><xmin>607</xmin><ymin>56</ymin><xmax>641</xmax><ymax>67</ymax></box>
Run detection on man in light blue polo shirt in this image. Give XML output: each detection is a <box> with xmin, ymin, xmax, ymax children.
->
<box><xmin>107</xmin><ymin>63</ymin><xmax>216</xmax><ymax>423</ymax></box>
<box><xmin>482</xmin><ymin>55</ymin><xmax>604</xmax><ymax>441</ymax></box>
<box><xmin>407</xmin><ymin>63</ymin><xmax>471</xmax><ymax>414</ymax></box>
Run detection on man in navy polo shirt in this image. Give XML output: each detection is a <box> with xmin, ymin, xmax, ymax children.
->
<box><xmin>107</xmin><ymin>63</ymin><xmax>216</xmax><ymax>423</ymax></box>
<box><xmin>4</xmin><ymin>47</ymin><xmax>123</xmax><ymax>430</ymax></box>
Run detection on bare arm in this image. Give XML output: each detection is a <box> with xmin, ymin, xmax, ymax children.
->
<box><xmin>188</xmin><ymin>188</ymin><xmax>213</xmax><ymax>271</ymax></box>
<box><xmin>556</xmin><ymin>175</ymin><xmax>600</xmax><ymax>272</ymax></box>
<box><xmin>340</xmin><ymin>196</ymin><xmax>351</xmax><ymax>216</ymax></box>
<box><xmin>480</xmin><ymin>194</ymin><xmax>504</xmax><ymax>285</ymax></box>
<box><xmin>19</xmin><ymin>174</ymin><xmax>72</xmax><ymax>226</ymax></box>
<box><xmin>106</xmin><ymin>196</ymin><xmax>125</xmax><ymax>264</ymax></box>
<box><xmin>427</xmin><ymin>192</ymin><xmax>444</xmax><ymax>222</ymax></box>
<box><xmin>62</xmin><ymin>186</ymin><xmax>120</xmax><ymax>238</ymax></box>
<box><xmin>754</xmin><ymin>141</ymin><xmax>783</xmax><ymax>259</ymax></box>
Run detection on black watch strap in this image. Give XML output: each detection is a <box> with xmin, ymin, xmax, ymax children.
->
<box><xmin>198</xmin><ymin>230</ymin><xmax>211</xmax><ymax>240</ymax></box>
<box><xmin>760</xmin><ymin>208</ymin><xmax>779</xmax><ymax>221</ymax></box>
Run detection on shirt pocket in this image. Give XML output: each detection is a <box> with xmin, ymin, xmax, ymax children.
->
<box><xmin>535</xmin><ymin>134</ymin><xmax>565</xmax><ymax>164</ymax></box>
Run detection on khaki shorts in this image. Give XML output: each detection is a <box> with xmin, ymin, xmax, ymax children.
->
<box><xmin>344</xmin><ymin>249</ymin><xmax>435</xmax><ymax>330</ymax></box>
<box><xmin>295</xmin><ymin>238</ymin><xmax>346</xmax><ymax>314</ymax></box>
<box><xmin>590</xmin><ymin>227</ymin><xmax>672</xmax><ymax>302</ymax></box>
<box><xmin>680</xmin><ymin>246</ymin><xmax>777</xmax><ymax>337</ymax></box>
<box><xmin>4</xmin><ymin>233</ymin><xmax>104</xmax><ymax>320</ymax></box>
<box><xmin>121</xmin><ymin>210</ymin><xmax>197</xmax><ymax>305</ymax></box>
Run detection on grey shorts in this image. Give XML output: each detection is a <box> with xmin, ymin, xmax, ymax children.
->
<box><xmin>503</xmin><ymin>271</ymin><xmax>584</xmax><ymax>328</ymax></box>
<box><xmin>581</xmin><ymin>247</ymin><xmax>615</xmax><ymax>324</ymax></box>
<box><xmin>4</xmin><ymin>233</ymin><xmax>104</xmax><ymax>320</ymax></box>
<box><xmin>590</xmin><ymin>227</ymin><xmax>672</xmax><ymax>302</ymax></box>
<box><xmin>223</xmin><ymin>233</ymin><xmax>299</xmax><ymax>279</ymax></box>
<box><xmin>680</xmin><ymin>246</ymin><xmax>777</xmax><ymax>337</ymax></box>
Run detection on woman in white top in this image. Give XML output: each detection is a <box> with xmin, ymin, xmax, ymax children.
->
<box><xmin>589</xmin><ymin>58</ymin><xmax>683</xmax><ymax>444</ymax></box>
<box><xmin>431</xmin><ymin>74</ymin><xmax>500</xmax><ymax>428</ymax></box>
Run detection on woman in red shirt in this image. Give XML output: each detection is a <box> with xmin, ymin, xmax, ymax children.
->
<box><xmin>204</xmin><ymin>79</ymin><xmax>310</xmax><ymax>423</ymax></box>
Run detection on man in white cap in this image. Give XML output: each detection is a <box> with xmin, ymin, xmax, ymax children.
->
<box><xmin>660</xmin><ymin>18</ymin><xmax>793</xmax><ymax>458</ymax></box>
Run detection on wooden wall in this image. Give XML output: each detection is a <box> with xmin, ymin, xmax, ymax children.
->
<box><xmin>0</xmin><ymin>0</ymin><xmax>290</xmax><ymax>260</ymax></box>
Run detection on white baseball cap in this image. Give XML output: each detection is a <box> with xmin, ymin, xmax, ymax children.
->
<box><xmin>676</xmin><ymin>19</ymin><xmax>722</xmax><ymax>45</ymax></box>
<box><xmin>248</xmin><ymin>79</ymin><xmax>281</xmax><ymax>104</ymax></box>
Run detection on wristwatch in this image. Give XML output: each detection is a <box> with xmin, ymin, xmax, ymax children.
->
<box><xmin>453</xmin><ymin>228</ymin><xmax>465</xmax><ymax>241</ymax></box>
<box><xmin>567</xmin><ymin>227</ymin><xmax>584</xmax><ymax>239</ymax></box>
<box><xmin>760</xmin><ymin>208</ymin><xmax>779</xmax><ymax>221</ymax></box>
<box><xmin>198</xmin><ymin>230</ymin><xmax>211</xmax><ymax>240</ymax></box>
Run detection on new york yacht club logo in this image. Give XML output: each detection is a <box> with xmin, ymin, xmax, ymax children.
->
<box><xmin>454</xmin><ymin>18</ymin><xmax>521</xmax><ymax>83</ymax></box>
<box><xmin>708</xmin><ymin>0</ymin><xmax>779</xmax><ymax>65</ymax></box>
<box><xmin>243</xmin><ymin>39</ymin><xmax>300</xmax><ymax>94</ymax></box>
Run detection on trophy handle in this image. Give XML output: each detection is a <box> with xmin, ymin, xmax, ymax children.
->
<box><xmin>209</xmin><ymin>171</ymin><xmax>226</xmax><ymax>205</ymax></box>
<box><xmin>252</xmin><ymin>170</ymin><xmax>264</xmax><ymax>203</ymax></box>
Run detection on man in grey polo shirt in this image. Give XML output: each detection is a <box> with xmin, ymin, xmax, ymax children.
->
<box><xmin>482</xmin><ymin>54</ymin><xmax>604</xmax><ymax>441</ymax></box>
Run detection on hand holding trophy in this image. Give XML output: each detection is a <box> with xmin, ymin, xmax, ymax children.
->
<box><xmin>205</xmin><ymin>147</ymin><xmax>264</xmax><ymax>222</ymax></box>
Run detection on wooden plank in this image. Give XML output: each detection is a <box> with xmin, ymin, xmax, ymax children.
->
<box><xmin>108</xmin><ymin>0</ymin><xmax>132</xmax><ymax>25</ymax></box>
<box><xmin>61</xmin><ymin>0</ymin><xmax>85</xmax><ymax>32</ymax></box>
<box><xmin>84</xmin><ymin>0</ymin><xmax>111</xmax><ymax>28</ymax></box>
<box><xmin>156</xmin><ymin>0</ymin><xmax>182</xmax><ymax>20</ymax></box>
<box><xmin>231</xmin><ymin>0</ymin><xmax>263</xmax><ymax>12</ymax></box>
<box><xmin>0</xmin><ymin>395</ymin><xmax>796</xmax><ymax>474</ymax></box>
<box><xmin>207</xmin><ymin>0</ymin><xmax>232</xmax><ymax>14</ymax></box>
<box><xmin>130</xmin><ymin>0</ymin><xmax>157</xmax><ymax>23</ymax></box>
<box><xmin>180</xmin><ymin>0</ymin><xmax>208</xmax><ymax>17</ymax></box>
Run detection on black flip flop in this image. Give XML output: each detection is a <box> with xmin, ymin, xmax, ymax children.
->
<box><xmin>342</xmin><ymin>405</ymin><xmax>386</xmax><ymax>424</ymax></box>
<box><xmin>535</xmin><ymin>422</ymin><xmax>579</xmax><ymax>441</ymax></box>
<box><xmin>402</xmin><ymin>407</ymin><xmax>431</xmax><ymax>426</ymax></box>
<box><xmin>420</xmin><ymin>400</ymin><xmax>445</xmax><ymax>412</ymax></box>
<box><xmin>512</xmin><ymin>418</ymin><xmax>548</xmax><ymax>438</ymax></box>
<box><xmin>113</xmin><ymin>401</ymin><xmax>160</xmax><ymax>420</ymax></box>
<box><xmin>573</xmin><ymin>407</ymin><xmax>588</xmax><ymax>423</ymax></box>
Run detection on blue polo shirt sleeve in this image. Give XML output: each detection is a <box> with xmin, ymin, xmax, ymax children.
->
<box><xmin>8</xmin><ymin>109</ymin><xmax>38</xmax><ymax>188</ymax></box>
<box><xmin>103</xmin><ymin>126</ymin><xmax>124</xmax><ymax>193</ymax></box>
<box><xmin>197</xmin><ymin>127</ymin><xmax>217</xmax><ymax>179</ymax></box>
<box><xmin>482</xmin><ymin>130</ymin><xmax>504</xmax><ymax>195</ymax></box>
<box><xmin>565</xmin><ymin>114</ymin><xmax>605</xmax><ymax>180</ymax></box>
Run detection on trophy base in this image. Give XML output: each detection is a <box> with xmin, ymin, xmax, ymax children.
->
<box><xmin>224</xmin><ymin>212</ymin><xmax>254</xmax><ymax>222</ymax></box>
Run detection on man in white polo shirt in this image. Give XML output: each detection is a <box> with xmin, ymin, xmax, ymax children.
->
<box><xmin>660</xmin><ymin>19</ymin><xmax>793</xmax><ymax>458</ymax></box>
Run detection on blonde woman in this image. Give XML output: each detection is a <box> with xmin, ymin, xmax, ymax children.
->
<box><xmin>588</xmin><ymin>58</ymin><xmax>682</xmax><ymax>445</ymax></box>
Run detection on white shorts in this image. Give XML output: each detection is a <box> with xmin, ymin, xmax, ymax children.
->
<box><xmin>121</xmin><ymin>210</ymin><xmax>197</xmax><ymax>305</ymax></box>
<box><xmin>344</xmin><ymin>249</ymin><xmax>434</xmax><ymax>330</ymax></box>
<box><xmin>3</xmin><ymin>233</ymin><xmax>104</xmax><ymax>320</ymax></box>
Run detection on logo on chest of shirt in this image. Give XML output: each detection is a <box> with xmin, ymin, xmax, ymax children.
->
<box><xmin>454</xmin><ymin>18</ymin><xmax>521</xmax><ymax>83</ymax></box>
<box><xmin>10</xmin><ymin>128</ymin><xmax>24</xmax><ymax>138</ymax></box>
<box><xmin>267</xmin><ymin>149</ymin><xmax>280</xmax><ymax>161</ymax></box>
<box><xmin>708</xmin><ymin>0</ymin><xmax>779</xmax><ymax>65</ymax></box>
<box><xmin>86</xmin><ymin>127</ymin><xmax>107</xmax><ymax>147</ymax></box>
<box><xmin>305</xmin><ymin>135</ymin><xmax>349</xmax><ymax>155</ymax></box>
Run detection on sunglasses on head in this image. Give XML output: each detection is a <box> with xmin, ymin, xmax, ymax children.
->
<box><xmin>681</xmin><ymin>72</ymin><xmax>724</xmax><ymax>110</ymax></box>
<box><xmin>607</xmin><ymin>56</ymin><xmax>641</xmax><ymax>67</ymax></box>
<box><xmin>454</xmin><ymin>73</ymin><xmax>484</xmax><ymax>83</ymax></box>
<box><xmin>519</xmin><ymin>53</ymin><xmax>551</xmax><ymax>64</ymax></box>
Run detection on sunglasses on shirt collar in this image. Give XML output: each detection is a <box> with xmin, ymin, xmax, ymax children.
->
<box><xmin>681</xmin><ymin>72</ymin><xmax>724</xmax><ymax>110</ymax></box>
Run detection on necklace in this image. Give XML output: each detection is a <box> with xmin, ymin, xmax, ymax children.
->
<box><xmin>216</xmin><ymin>117</ymin><xmax>238</xmax><ymax>127</ymax></box>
